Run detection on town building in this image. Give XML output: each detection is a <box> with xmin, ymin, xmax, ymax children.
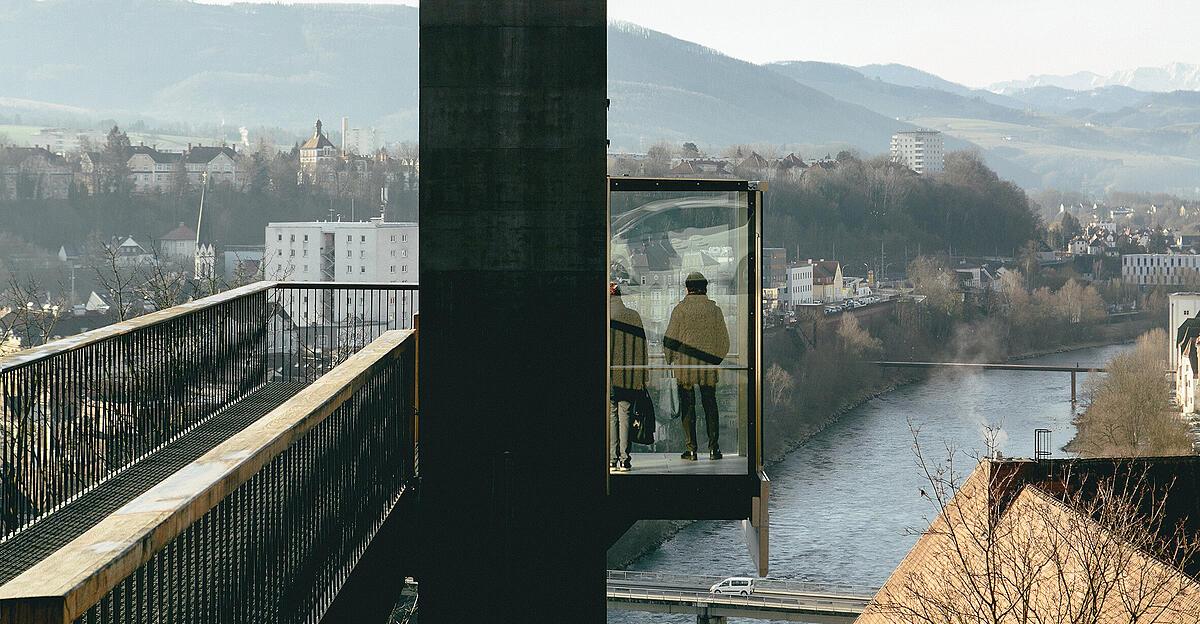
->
<box><xmin>265</xmin><ymin>220</ymin><xmax>418</xmax><ymax>284</ymax></box>
<box><xmin>763</xmin><ymin>247</ymin><xmax>787</xmax><ymax>288</ymax></box>
<box><xmin>184</xmin><ymin>145</ymin><xmax>238</xmax><ymax>187</ymax></box>
<box><xmin>222</xmin><ymin>245</ymin><xmax>265</xmax><ymax>284</ymax></box>
<box><xmin>811</xmin><ymin>259</ymin><xmax>844</xmax><ymax>303</ymax></box>
<box><xmin>785</xmin><ymin>263</ymin><xmax>814</xmax><ymax>307</ymax></box>
<box><xmin>1170</xmin><ymin>293</ymin><xmax>1200</xmax><ymax>370</ymax></box>
<box><xmin>1122</xmin><ymin>254</ymin><xmax>1200</xmax><ymax>286</ymax></box>
<box><xmin>0</xmin><ymin>146</ymin><xmax>73</xmax><ymax>200</ymax></box>
<box><xmin>127</xmin><ymin>145</ymin><xmax>181</xmax><ymax>193</ymax></box>
<box><xmin>1176</xmin><ymin>318</ymin><xmax>1200</xmax><ymax>414</ymax></box>
<box><xmin>264</xmin><ymin>220</ymin><xmax>418</xmax><ymax>325</ymax></box>
<box><xmin>299</xmin><ymin>119</ymin><xmax>339</xmax><ymax>188</ymax></box>
<box><xmin>890</xmin><ymin>130</ymin><xmax>944</xmax><ymax>175</ymax></box>
<box><xmin>159</xmin><ymin>222</ymin><xmax>197</xmax><ymax>263</ymax></box>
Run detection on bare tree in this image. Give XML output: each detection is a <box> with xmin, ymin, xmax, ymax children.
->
<box><xmin>0</xmin><ymin>274</ymin><xmax>67</xmax><ymax>351</ymax></box>
<box><xmin>87</xmin><ymin>235</ymin><xmax>140</xmax><ymax>321</ymax></box>
<box><xmin>866</xmin><ymin>424</ymin><xmax>1200</xmax><ymax>624</ymax></box>
<box><xmin>1072</xmin><ymin>329</ymin><xmax>1191</xmax><ymax>457</ymax></box>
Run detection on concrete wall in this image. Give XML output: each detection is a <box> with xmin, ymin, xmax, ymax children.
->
<box><xmin>419</xmin><ymin>2</ymin><xmax>608</xmax><ymax>622</ymax></box>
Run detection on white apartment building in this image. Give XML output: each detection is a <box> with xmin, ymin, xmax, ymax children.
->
<box><xmin>1170</xmin><ymin>293</ymin><xmax>1200</xmax><ymax>370</ymax></box>
<box><xmin>1122</xmin><ymin>254</ymin><xmax>1200</xmax><ymax>286</ymax></box>
<box><xmin>264</xmin><ymin>220</ymin><xmax>418</xmax><ymax>326</ymax></box>
<box><xmin>890</xmin><ymin>130</ymin><xmax>944</xmax><ymax>175</ymax></box>
<box><xmin>785</xmin><ymin>264</ymin><xmax>814</xmax><ymax>307</ymax></box>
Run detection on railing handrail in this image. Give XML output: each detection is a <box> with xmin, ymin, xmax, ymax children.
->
<box><xmin>0</xmin><ymin>281</ymin><xmax>274</xmax><ymax>373</ymax></box>
<box><xmin>0</xmin><ymin>329</ymin><xmax>416</xmax><ymax>622</ymax></box>
<box><xmin>272</xmin><ymin>281</ymin><xmax>418</xmax><ymax>291</ymax></box>
<box><xmin>605</xmin><ymin>569</ymin><xmax>877</xmax><ymax>596</ymax></box>
<box><xmin>0</xmin><ymin>281</ymin><xmax>420</xmax><ymax>372</ymax></box>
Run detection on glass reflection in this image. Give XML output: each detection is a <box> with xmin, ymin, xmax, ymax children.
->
<box><xmin>608</xmin><ymin>190</ymin><xmax>752</xmax><ymax>475</ymax></box>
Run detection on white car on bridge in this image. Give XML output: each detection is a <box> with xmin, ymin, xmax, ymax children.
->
<box><xmin>709</xmin><ymin>577</ymin><xmax>755</xmax><ymax>595</ymax></box>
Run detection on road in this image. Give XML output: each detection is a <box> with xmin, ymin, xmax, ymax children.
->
<box><xmin>607</xmin><ymin>570</ymin><xmax>873</xmax><ymax>623</ymax></box>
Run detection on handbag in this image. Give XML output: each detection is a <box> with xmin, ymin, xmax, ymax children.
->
<box><xmin>630</xmin><ymin>388</ymin><xmax>656</xmax><ymax>446</ymax></box>
<box><xmin>661</xmin><ymin>375</ymin><xmax>679</xmax><ymax>420</ymax></box>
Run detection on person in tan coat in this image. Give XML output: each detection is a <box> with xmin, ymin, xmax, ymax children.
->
<box><xmin>664</xmin><ymin>272</ymin><xmax>730</xmax><ymax>461</ymax></box>
<box><xmin>609</xmin><ymin>283</ymin><xmax>647</xmax><ymax>472</ymax></box>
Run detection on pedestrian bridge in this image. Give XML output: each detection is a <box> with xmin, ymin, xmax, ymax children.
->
<box><xmin>607</xmin><ymin>570</ymin><xmax>874</xmax><ymax>623</ymax></box>
<box><xmin>0</xmin><ymin>282</ymin><xmax>419</xmax><ymax>623</ymax></box>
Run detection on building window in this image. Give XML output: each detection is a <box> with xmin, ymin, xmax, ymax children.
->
<box><xmin>347</xmin><ymin>235</ymin><xmax>352</xmax><ymax>243</ymax></box>
<box><xmin>289</xmin><ymin>249</ymin><xmax>295</xmax><ymax>257</ymax></box>
<box><xmin>360</xmin><ymin>250</ymin><xmax>366</xmax><ymax>259</ymax></box>
<box><xmin>361</xmin><ymin>235</ymin><xmax>366</xmax><ymax>242</ymax></box>
<box><xmin>346</xmin><ymin>250</ymin><xmax>352</xmax><ymax>258</ymax></box>
<box><xmin>346</xmin><ymin>265</ymin><xmax>352</xmax><ymax>274</ymax></box>
<box><xmin>303</xmin><ymin>249</ymin><xmax>308</xmax><ymax>257</ymax></box>
<box><xmin>303</xmin><ymin>265</ymin><xmax>308</xmax><ymax>272</ymax></box>
<box><xmin>360</xmin><ymin>266</ymin><xmax>366</xmax><ymax>273</ymax></box>
<box><xmin>290</xmin><ymin>234</ymin><xmax>295</xmax><ymax>242</ymax></box>
<box><xmin>303</xmin><ymin>234</ymin><xmax>309</xmax><ymax>242</ymax></box>
<box><xmin>390</xmin><ymin>266</ymin><xmax>396</xmax><ymax>273</ymax></box>
<box><xmin>277</xmin><ymin>234</ymin><xmax>282</xmax><ymax>241</ymax></box>
<box><xmin>402</xmin><ymin>249</ymin><xmax>408</xmax><ymax>258</ymax></box>
<box><xmin>277</xmin><ymin>249</ymin><xmax>282</xmax><ymax>256</ymax></box>
<box><xmin>402</xmin><ymin>234</ymin><xmax>408</xmax><ymax>243</ymax></box>
<box><xmin>390</xmin><ymin>235</ymin><xmax>396</xmax><ymax>242</ymax></box>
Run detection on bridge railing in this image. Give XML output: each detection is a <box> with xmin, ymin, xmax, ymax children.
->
<box><xmin>0</xmin><ymin>329</ymin><xmax>417</xmax><ymax>624</ymax></box>
<box><xmin>606</xmin><ymin>569</ymin><xmax>877</xmax><ymax>598</ymax></box>
<box><xmin>0</xmin><ymin>281</ymin><xmax>417</xmax><ymax>542</ymax></box>
<box><xmin>607</xmin><ymin>585</ymin><xmax>867</xmax><ymax>614</ymax></box>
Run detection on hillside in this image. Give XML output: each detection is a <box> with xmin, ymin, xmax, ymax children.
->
<box><xmin>1</xmin><ymin>0</ymin><xmax>420</xmax><ymax>137</ymax></box>
<box><xmin>606</xmin><ymin>24</ymin><xmax>913</xmax><ymax>152</ymax></box>
<box><xmin>767</xmin><ymin>61</ymin><xmax>1027</xmax><ymax>124</ymax></box>
<box><xmin>3</xmin><ymin>0</ymin><xmax>1200</xmax><ymax>195</ymax></box>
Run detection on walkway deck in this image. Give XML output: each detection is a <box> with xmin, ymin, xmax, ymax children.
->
<box><xmin>610</xmin><ymin>453</ymin><xmax>748</xmax><ymax>476</ymax></box>
<box><xmin>0</xmin><ymin>381</ymin><xmax>304</xmax><ymax>586</ymax></box>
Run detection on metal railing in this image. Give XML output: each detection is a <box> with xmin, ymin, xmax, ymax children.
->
<box><xmin>606</xmin><ymin>569</ymin><xmax>877</xmax><ymax>599</ymax></box>
<box><xmin>0</xmin><ymin>330</ymin><xmax>417</xmax><ymax>624</ymax></box>
<box><xmin>0</xmin><ymin>282</ymin><xmax>417</xmax><ymax>542</ymax></box>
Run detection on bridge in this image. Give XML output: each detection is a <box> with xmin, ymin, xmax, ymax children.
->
<box><xmin>0</xmin><ymin>282</ymin><xmax>419</xmax><ymax>622</ymax></box>
<box><xmin>872</xmin><ymin>360</ymin><xmax>1108</xmax><ymax>402</ymax></box>
<box><xmin>607</xmin><ymin>570</ymin><xmax>874</xmax><ymax>623</ymax></box>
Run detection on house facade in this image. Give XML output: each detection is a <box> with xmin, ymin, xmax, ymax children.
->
<box><xmin>0</xmin><ymin>147</ymin><xmax>73</xmax><ymax>200</ymax></box>
<box><xmin>785</xmin><ymin>264</ymin><xmax>814</xmax><ymax>307</ymax></box>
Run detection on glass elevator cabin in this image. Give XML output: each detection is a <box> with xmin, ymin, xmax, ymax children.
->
<box><xmin>607</xmin><ymin>177</ymin><xmax>769</xmax><ymax>575</ymax></box>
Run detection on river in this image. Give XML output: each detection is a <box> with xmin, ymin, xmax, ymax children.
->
<box><xmin>608</xmin><ymin>343</ymin><xmax>1131</xmax><ymax>623</ymax></box>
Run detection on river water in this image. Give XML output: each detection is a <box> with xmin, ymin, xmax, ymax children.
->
<box><xmin>608</xmin><ymin>343</ymin><xmax>1131</xmax><ymax>623</ymax></box>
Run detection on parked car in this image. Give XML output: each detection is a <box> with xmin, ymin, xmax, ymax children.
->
<box><xmin>824</xmin><ymin>306</ymin><xmax>839</xmax><ymax>315</ymax></box>
<box><xmin>709</xmin><ymin>577</ymin><xmax>755</xmax><ymax>596</ymax></box>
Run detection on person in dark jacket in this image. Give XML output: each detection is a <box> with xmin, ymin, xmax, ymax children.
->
<box><xmin>610</xmin><ymin>282</ymin><xmax>647</xmax><ymax>472</ymax></box>
<box><xmin>664</xmin><ymin>272</ymin><xmax>730</xmax><ymax>461</ymax></box>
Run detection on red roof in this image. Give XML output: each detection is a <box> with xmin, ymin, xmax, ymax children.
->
<box><xmin>161</xmin><ymin>222</ymin><xmax>196</xmax><ymax>241</ymax></box>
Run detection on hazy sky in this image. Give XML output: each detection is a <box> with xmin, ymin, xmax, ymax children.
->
<box><xmin>196</xmin><ymin>0</ymin><xmax>1199</xmax><ymax>87</ymax></box>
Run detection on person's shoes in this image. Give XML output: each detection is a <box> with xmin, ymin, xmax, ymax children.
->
<box><xmin>618</xmin><ymin>458</ymin><xmax>632</xmax><ymax>472</ymax></box>
<box><xmin>610</xmin><ymin>459</ymin><xmax>619</xmax><ymax>469</ymax></box>
<box><xmin>710</xmin><ymin>449</ymin><xmax>723</xmax><ymax>460</ymax></box>
<box><xmin>680</xmin><ymin>450</ymin><xmax>698</xmax><ymax>461</ymax></box>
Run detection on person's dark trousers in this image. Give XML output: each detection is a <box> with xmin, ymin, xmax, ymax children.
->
<box><xmin>678</xmin><ymin>382</ymin><xmax>720</xmax><ymax>453</ymax></box>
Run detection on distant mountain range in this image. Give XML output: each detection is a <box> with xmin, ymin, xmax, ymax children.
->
<box><xmin>3</xmin><ymin>0</ymin><xmax>1200</xmax><ymax>195</ymax></box>
<box><xmin>991</xmin><ymin>63</ymin><xmax>1200</xmax><ymax>93</ymax></box>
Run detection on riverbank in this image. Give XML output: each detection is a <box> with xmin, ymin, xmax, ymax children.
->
<box><xmin>606</xmin><ymin>317</ymin><xmax>1157</xmax><ymax>569</ymax></box>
